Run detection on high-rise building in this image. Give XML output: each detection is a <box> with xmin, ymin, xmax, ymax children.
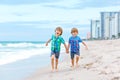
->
<box><xmin>90</xmin><ymin>20</ymin><xmax>100</xmax><ymax>39</ymax></box>
<box><xmin>114</xmin><ymin>12</ymin><xmax>119</xmax><ymax>38</ymax></box>
<box><xmin>101</xmin><ymin>12</ymin><xmax>120</xmax><ymax>39</ymax></box>
<box><xmin>118</xmin><ymin>11</ymin><xmax>120</xmax><ymax>37</ymax></box>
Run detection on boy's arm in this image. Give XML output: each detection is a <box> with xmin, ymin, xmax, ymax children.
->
<box><xmin>64</xmin><ymin>43</ymin><xmax>69</xmax><ymax>53</ymax></box>
<box><xmin>67</xmin><ymin>43</ymin><xmax>70</xmax><ymax>53</ymax></box>
<box><xmin>46</xmin><ymin>39</ymin><xmax>51</xmax><ymax>46</ymax></box>
<box><xmin>82</xmin><ymin>41</ymin><xmax>88</xmax><ymax>50</ymax></box>
<box><xmin>68</xmin><ymin>43</ymin><xmax>70</xmax><ymax>50</ymax></box>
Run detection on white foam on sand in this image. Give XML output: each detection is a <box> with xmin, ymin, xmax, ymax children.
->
<box><xmin>0</xmin><ymin>48</ymin><xmax>51</xmax><ymax>65</ymax></box>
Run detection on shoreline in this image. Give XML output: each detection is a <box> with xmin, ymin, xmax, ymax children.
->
<box><xmin>0</xmin><ymin>48</ymin><xmax>66</xmax><ymax>80</ymax></box>
<box><xmin>24</xmin><ymin>39</ymin><xmax>120</xmax><ymax>80</ymax></box>
<box><xmin>0</xmin><ymin>54</ymin><xmax>50</xmax><ymax>80</ymax></box>
<box><xmin>24</xmin><ymin>53</ymin><xmax>101</xmax><ymax>80</ymax></box>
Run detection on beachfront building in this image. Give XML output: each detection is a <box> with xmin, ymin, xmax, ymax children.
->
<box><xmin>101</xmin><ymin>12</ymin><xmax>120</xmax><ymax>39</ymax></box>
<box><xmin>90</xmin><ymin>20</ymin><xmax>100</xmax><ymax>39</ymax></box>
<box><xmin>118</xmin><ymin>11</ymin><xmax>120</xmax><ymax>38</ymax></box>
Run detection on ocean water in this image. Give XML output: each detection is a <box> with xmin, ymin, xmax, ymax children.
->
<box><xmin>0</xmin><ymin>41</ymin><xmax>66</xmax><ymax>80</ymax></box>
<box><xmin>0</xmin><ymin>41</ymin><xmax>50</xmax><ymax>66</ymax></box>
<box><xmin>0</xmin><ymin>41</ymin><xmax>52</xmax><ymax>80</ymax></box>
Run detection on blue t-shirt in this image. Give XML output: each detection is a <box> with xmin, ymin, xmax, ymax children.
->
<box><xmin>69</xmin><ymin>36</ymin><xmax>82</xmax><ymax>53</ymax></box>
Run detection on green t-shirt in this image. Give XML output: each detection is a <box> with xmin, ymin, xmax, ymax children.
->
<box><xmin>51</xmin><ymin>35</ymin><xmax>65</xmax><ymax>52</ymax></box>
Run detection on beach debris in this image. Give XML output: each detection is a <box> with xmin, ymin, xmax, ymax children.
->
<box><xmin>99</xmin><ymin>71</ymin><xmax>108</xmax><ymax>75</ymax></box>
<box><xmin>111</xmin><ymin>77</ymin><xmax>120</xmax><ymax>80</ymax></box>
<box><xmin>84</xmin><ymin>63</ymin><xmax>94</xmax><ymax>69</ymax></box>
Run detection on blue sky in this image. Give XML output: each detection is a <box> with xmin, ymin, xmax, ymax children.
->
<box><xmin>0</xmin><ymin>0</ymin><xmax>120</xmax><ymax>41</ymax></box>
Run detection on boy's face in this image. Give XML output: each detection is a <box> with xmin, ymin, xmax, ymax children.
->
<box><xmin>71</xmin><ymin>32</ymin><xmax>78</xmax><ymax>37</ymax></box>
<box><xmin>55</xmin><ymin>30</ymin><xmax>61</xmax><ymax>36</ymax></box>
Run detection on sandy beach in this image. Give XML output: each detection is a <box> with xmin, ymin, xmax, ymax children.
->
<box><xmin>24</xmin><ymin>39</ymin><xmax>120</xmax><ymax>80</ymax></box>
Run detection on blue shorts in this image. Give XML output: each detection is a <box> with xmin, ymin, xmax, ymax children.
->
<box><xmin>70</xmin><ymin>52</ymin><xmax>80</xmax><ymax>59</ymax></box>
<box><xmin>51</xmin><ymin>50</ymin><xmax>60</xmax><ymax>59</ymax></box>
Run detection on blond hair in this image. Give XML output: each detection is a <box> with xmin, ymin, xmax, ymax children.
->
<box><xmin>71</xmin><ymin>28</ymin><xmax>78</xmax><ymax>33</ymax></box>
<box><xmin>55</xmin><ymin>27</ymin><xmax>63</xmax><ymax>35</ymax></box>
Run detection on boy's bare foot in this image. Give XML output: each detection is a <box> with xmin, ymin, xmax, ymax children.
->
<box><xmin>76</xmin><ymin>63</ymin><xmax>80</xmax><ymax>68</ymax></box>
<box><xmin>70</xmin><ymin>65</ymin><xmax>74</xmax><ymax>70</ymax></box>
<box><xmin>55</xmin><ymin>68</ymin><xmax>58</xmax><ymax>72</ymax></box>
<box><xmin>51</xmin><ymin>69</ymin><xmax>54</xmax><ymax>72</ymax></box>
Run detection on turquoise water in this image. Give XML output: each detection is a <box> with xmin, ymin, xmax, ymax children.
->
<box><xmin>0</xmin><ymin>41</ymin><xmax>65</xmax><ymax>80</ymax></box>
<box><xmin>0</xmin><ymin>41</ymin><xmax>50</xmax><ymax>80</ymax></box>
<box><xmin>0</xmin><ymin>41</ymin><xmax>49</xmax><ymax>66</ymax></box>
<box><xmin>0</xmin><ymin>54</ymin><xmax>50</xmax><ymax>80</ymax></box>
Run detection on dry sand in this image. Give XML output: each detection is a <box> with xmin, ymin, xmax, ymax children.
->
<box><xmin>24</xmin><ymin>39</ymin><xmax>120</xmax><ymax>80</ymax></box>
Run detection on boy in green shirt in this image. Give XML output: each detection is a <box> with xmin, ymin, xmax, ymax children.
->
<box><xmin>46</xmin><ymin>27</ymin><xmax>68</xmax><ymax>72</ymax></box>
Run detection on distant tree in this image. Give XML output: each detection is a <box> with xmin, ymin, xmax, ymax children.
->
<box><xmin>112</xmin><ymin>35</ymin><xmax>116</xmax><ymax>39</ymax></box>
<box><xmin>105</xmin><ymin>37</ymin><xmax>109</xmax><ymax>40</ymax></box>
<box><xmin>118</xmin><ymin>33</ymin><xmax>120</xmax><ymax>38</ymax></box>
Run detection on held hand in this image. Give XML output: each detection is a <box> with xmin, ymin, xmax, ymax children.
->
<box><xmin>46</xmin><ymin>43</ymin><xmax>48</xmax><ymax>46</ymax></box>
<box><xmin>66</xmin><ymin>49</ymin><xmax>69</xmax><ymax>54</ymax></box>
<box><xmin>85</xmin><ymin>46</ymin><xmax>88</xmax><ymax>50</ymax></box>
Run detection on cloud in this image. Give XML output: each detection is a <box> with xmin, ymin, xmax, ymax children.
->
<box><xmin>43</xmin><ymin>0</ymin><xmax>120</xmax><ymax>9</ymax></box>
<box><xmin>74</xmin><ymin>0</ymin><xmax>120</xmax><ymax>9</ymax></box>
<box><xmin>0</xmin><ymin>0</ymin><xmax>119</xmax><ymax>26</ymax></box>
<box><xmin>2</xmin><ymin>0</ymin><xmax>119</xmax><ymax>11</ymax></box>
<box><xmin>0</xmin><ymin>3</ymin><xmax>91</xmax><ymax>24</ymax></box>
<box><xmin>0</xmin><ymin>0</ymin><xmax>61</xmax><ymax>5</ymax></box>
<box><xmin>43</xmin><ymin>0</ymin><xmax>80</xmax><ymax>9</ymax></box>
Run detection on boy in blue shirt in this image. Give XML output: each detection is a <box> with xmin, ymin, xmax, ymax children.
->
<box><xmin>68</xmin><ymin>28</ymin><xmax>88</xmax><ymax>68</ymax></box>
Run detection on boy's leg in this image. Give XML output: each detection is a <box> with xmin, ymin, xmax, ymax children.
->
<box><xmin>55</xmin><ymin>58</ymin><xmax>58</xmax><ymax>70</ymax></box>
<box><xmin>51</xmin><ymin>54</ymin><xmax>55</xmax><ymax>71</ymax></box>
<box><xmin>71</xmin><ymin>53</ymin><xmax>74</xmax><ymax>68</ymax></box>
<box><xmin>55</xmin><ymin>52</ymin><xmax>60</xmax><ymax>71</ymax></box>
<box><xmin>71</xmin><ymin>58</ymin><xmax>74</xmax><ymax>68</ymax></box>
<box><xmin>76</xmin><ymin>55</ymin><xmax>80</xmax><ymax>67</ymax></box>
